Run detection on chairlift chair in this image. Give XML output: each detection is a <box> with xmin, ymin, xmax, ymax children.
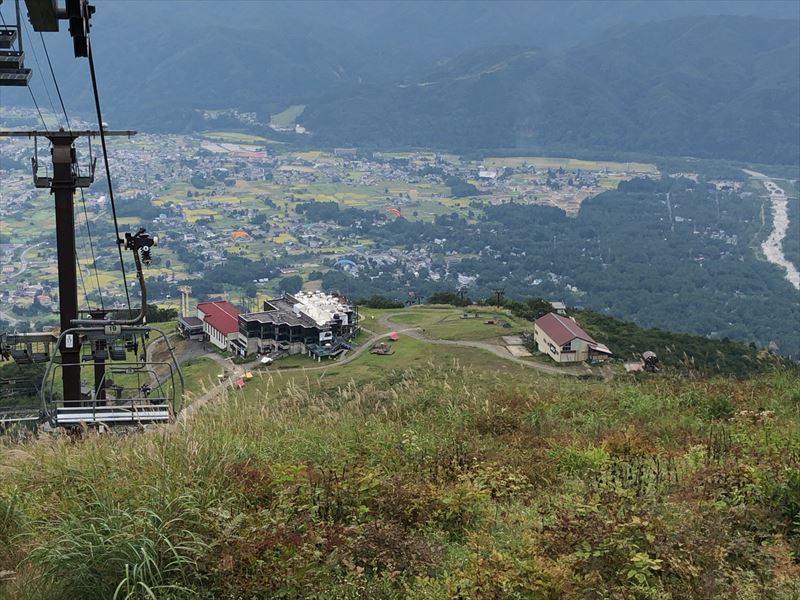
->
<box><xmin>41</xmin><ymin>324</ymin><xmax>183</xmax><ymax>427</ymax></box>
<box><xmin>1</xmin><ymin>332</ymin><xmax>56</xmax><ymax>365</ymax></box>
<box><xmin>37</xmin><ymin>227</ymin><xmax>184</xmax><ymax>427</ymax></box>
<box><xmin>0</xmin><ymin>1</ymin><xmax>32</xmax><ymax>86</ymax></box>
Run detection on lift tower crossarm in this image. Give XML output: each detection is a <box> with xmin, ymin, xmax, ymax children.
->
<box><xmin>0</xmin><ymin>129</ymin><xmax>136</xmax><ymax>136</ymax></box>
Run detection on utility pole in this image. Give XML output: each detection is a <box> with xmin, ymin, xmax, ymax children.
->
<box><xmin>491</xmin><ymin>287</ymin><xmax>505</xmax><ymax>308</ymax></box>
<box><xmin>0</xmin><ymin>129</ymin><xmax>135</xmax><ymax>405</ymax></box>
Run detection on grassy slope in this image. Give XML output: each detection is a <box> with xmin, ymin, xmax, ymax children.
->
<box><xmin>0</xmin><ymin>365</ymin><xmax>798</xmax><ymax>599</ymax></box>
<box><xmin>1</xmin><ymin>309</ymin><xmax>799</xmax><ymax>598</ymax></box>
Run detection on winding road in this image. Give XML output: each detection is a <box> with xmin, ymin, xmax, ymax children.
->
<box><xmin>1</xmin><ymin>243</ymin><xmax>48</xmax><ymax>326</ymax></box>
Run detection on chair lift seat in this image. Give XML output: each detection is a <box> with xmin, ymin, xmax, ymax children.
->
<box><xmin>0</xmin><ymin>28</ymin><xmax>17</xmax><ymax>49</ymax></box>
<box><xmin>0</xmin><ymin>50</ymin><xmax>24</xmax><ymax>69</ymax></box>
<box><xmin>55</xmin><ymin>404</ymin><xmax>170</xmax><ymax>425</ymax></box>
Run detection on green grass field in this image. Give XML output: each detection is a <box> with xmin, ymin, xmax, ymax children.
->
<box><xmin>243</xmin><ymin>331</ymin><xmax>533</xmax><ymax>400</ymax></box>
<box><xmin>180</xmin><ymin>357</ymin><xmax>222</xmax><ymax>402</ymax></box>
<box><xmin>379</xmin><ymin>306</ymin><xmax>529</xmax><ymax>341</ymax></box>
<box><xmin>269</xmin><ymin>104</ymin><xmax>306</xmax><ymax>128</ymax></box>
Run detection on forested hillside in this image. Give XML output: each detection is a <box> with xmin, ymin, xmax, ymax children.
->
<box><xmin>301</xmin><ymin>16</ymin><xmax>800</xmax><ymax>164</ymax></box>
<box><xmin>318</xmin><ymin>175</ymin><xmax>800</xmax><ymax>356</ymax></box>
<box><xmin>3</xmin><ymin>5</ymin><xmax>797</xmax><ymax>165</ymax></box>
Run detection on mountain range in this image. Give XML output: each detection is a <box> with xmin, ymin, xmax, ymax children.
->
<box><xmin>299</xmin><ymin>16</ymin><xmax>800</xmax><ymax>164</ymax></box>
<box><xmin>1</xmin><ymin>2</ymin><xmax>798</xmax><ymax>163</ymax></box>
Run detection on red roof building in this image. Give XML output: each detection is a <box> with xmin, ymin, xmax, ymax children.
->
<box><xmin>197</xmin><ymin>301</ymin><xmax>241</xmax><ymax>350</ymax></box>
<box><xmin>532</xmin><ymin>312</ymin><xmax>611</xmax><ymax>363</ymax></box>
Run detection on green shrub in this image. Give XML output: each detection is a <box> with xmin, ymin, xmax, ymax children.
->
<box><xmin>705</xmin><ymin>395</ymin><xmax>735</xmax><ymax>420</ymax></box>
<box><xmin>549</xmin><ymin>445</ymin><xmax>609</xmax><ymax>476</ymax></box>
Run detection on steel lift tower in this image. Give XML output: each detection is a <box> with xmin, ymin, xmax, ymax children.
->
<box><xmin>0</xmin><ymin>129</ymin><xmax>134</xmax><ymax>405</ymax></box>
<box><xmin>1</xmin><ymin>0</ymin><xmax>183</xmax><ymax>426</ymax></box>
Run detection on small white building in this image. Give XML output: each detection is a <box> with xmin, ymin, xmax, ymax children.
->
<box><xmin>533</xmin><ymin>312</ymin><xmax>612</xmax><ymax>363</ymax></box>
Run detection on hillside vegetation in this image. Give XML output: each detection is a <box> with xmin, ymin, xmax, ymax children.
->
<box><xmin>1</xmin><ymin>359</ymin><xmax>798</xmax><ymax>598</ymax></box>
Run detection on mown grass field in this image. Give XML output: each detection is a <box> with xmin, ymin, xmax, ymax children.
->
<box><xmin>269</xmin><ymin>104</ymin><xmax>306</xmax><ymax>129</ymax></box>
<box><xmin>380</xmin><ymin>306</ymin><xmax>529</xmax><ymax>342</ymax></box>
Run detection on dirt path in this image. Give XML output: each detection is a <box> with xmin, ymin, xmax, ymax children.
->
<box><xmin>176</xmin><ymin>316</ymin><xmax>592</xmax><ymax>422</ymax></box>
<box><xmin>744</xmin><ymin>170</ymin><xmax>799</xmax><ymax>290</ymax></box>
<box><xmin>378</xmin><ymin>313</ymin><xmax>590</xmax><ymax>377</ymax></box>
<box><xmin>177</xmin><ymin>329</ymin><xmax>411</xmax><ymax>422</ymax></box>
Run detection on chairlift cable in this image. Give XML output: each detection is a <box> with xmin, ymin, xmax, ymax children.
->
<box><xmin>74</xmin><ymin>191</ymin><xmax>96</xmax><ymax>310</ymax></box>
<box><xmin>39</xmin><ymin>32</ymin><xmax>71</xmax><ymax>133</ymax></box>
<box><xmin>26</xmin><ymin>87</ymin><xmax>49</xmax><ymax>134</ymax></box>
<box><xmin>79</xmin><ymin>188</ymin><xmax>105</xmax><ymax>310</ymax></box>
<box><xmin>86</xmin><ymin>34</ymin><xmax>133</xmax><ymax>315</ymax></box>
<box><xmin>19</xmin><ymin>16</ymin><xmax>61</xmax><ymax>129</ymax></box>
<box><xmin>75</xmin><ymin>228</ymin><xmax>90</xmax><ymax>310</ymax></box>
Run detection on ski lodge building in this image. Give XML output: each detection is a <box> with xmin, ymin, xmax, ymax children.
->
<box><xmin>233</xmin><ymin>292</ymin><xmax>358</xmax><ymax>359</ymax></box>
<box><xmin>532</xmin><ymin>312</ymin><xmax>612</xmax><ymax>363</ymax></box>
<box><xmin>196</xmin><ymin>301</ymin><xmax>241</xmax><ymax>351</ymax></box>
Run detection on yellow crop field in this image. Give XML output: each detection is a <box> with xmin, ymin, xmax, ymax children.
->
<box><xmin>272</xmin><ymin>233</ymin><xmax>296</xmax><ymax>244</ymax></box>
<box><xmin>294</xmin><ymin>150</ymin><xmax>325</xmax><ymax>160</ymax></box>
<box><xmin>184</xmin><ymin>208</ymin><xmax>218</xmax><ymax>223</ymax></box>
<box><xmin>484</xmin><ymin>155</ymin><xmax>658</xmax><ymax>173</ymax></box>
<box><xmin>599</xmin><ymin>175</ymin><xmax>629</xmax><ymax>189</ymax></box>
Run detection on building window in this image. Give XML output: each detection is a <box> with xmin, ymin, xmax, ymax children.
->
<box><xmin>561</xmin><ymin>342</ymin><xmax>572</xmax><ymax>352</ymax></box>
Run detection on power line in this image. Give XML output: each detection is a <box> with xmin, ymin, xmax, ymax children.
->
<box><xmin>86</xmin><ymin>34</ymin><xmax>133</xmax><ymax>314</ymax></box>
